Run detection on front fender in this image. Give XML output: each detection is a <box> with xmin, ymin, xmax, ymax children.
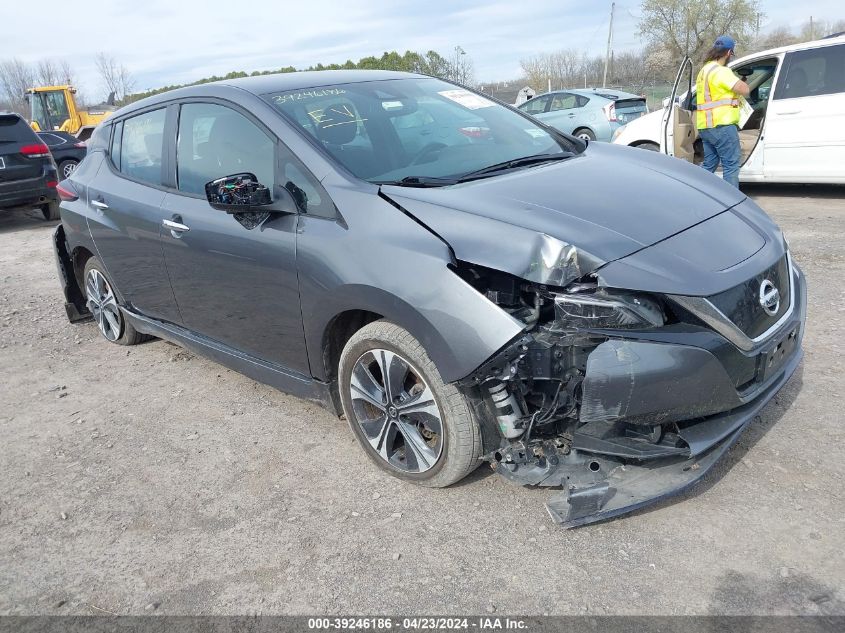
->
<box><xmin>298</xmin><ymin>185</ymin><xmax>523</xmax><ymax>383</ymax></box>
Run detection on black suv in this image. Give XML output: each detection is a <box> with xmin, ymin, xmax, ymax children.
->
<box><xmin>0</xmin><ymin>112</ymin><xmax>60</xmax><ymax>220</ymax></box>
<box><xmin>38</xmin><ymin>131</ymin><xmax>88</xmax><ymax>180</ymax></box>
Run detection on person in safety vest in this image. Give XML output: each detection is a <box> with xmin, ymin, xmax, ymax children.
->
<box><xmin>696</xmin><ymin>35</ymin><xmax>750</xmax><ymax>188</ymax></box>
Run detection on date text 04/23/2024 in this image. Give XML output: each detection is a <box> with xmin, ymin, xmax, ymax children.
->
<box><xmin>307</xmin><ymin>617</ymin><xmax>528</xmax><ymax>630</ymax></box>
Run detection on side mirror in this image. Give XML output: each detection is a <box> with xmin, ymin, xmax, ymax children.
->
<box><xmin>205</xmin><ymin>173</ymin><xmax>273</xmax><ymax>214</ymax></box>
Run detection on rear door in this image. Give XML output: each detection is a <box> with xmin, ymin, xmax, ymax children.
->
<box><xmin>764</xmin><ymin>42</ymin><xmax>845</xmax><ymax>182</ymax></box>
<box><xmin>661</xmin><ymin>56</ymin><xmax>696</xmax><ymax>162</ymax></box>
<box><xmin>536</xmin><ymin>93</ymin><xmax>582</xmax><ymax>130</ymax></box>
<box><xmin>86</xmin><ymin>106</ymin><xmax>183</xmax><ymax>323</ymax></box>
<box><xmin>159</xmin><ymin>100</ymin><xmax>309</xmax><ymax>375</ymax></box>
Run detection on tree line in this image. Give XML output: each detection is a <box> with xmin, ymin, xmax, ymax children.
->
<box><xmin>0</xmin><ymin>53</ymin><xmax>135</xmax><ymax>116</ymax></box>
<box><xmin>123</xmin><ymin>49</ymin><xmax>473</xmax><ymax>104</ymax></box>
<box><xmin>519</xmin><ymin>1</ymin><xmax>844</xmax><ymax>95</ymax></box>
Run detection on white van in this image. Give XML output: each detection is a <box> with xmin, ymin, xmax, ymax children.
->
<box><xmin>611</xmin><ymin>34</ymin><xmax>845</xmax><ymax>184</ymax></box>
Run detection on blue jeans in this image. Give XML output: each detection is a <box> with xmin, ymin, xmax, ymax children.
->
<box><xmin>699</xmin><ymin>124</ymin><xmax>740</xmax><ymax>188</ymax></box>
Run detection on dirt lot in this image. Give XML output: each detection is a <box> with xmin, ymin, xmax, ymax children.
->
<box><xmin>1</xmin><ymin>185</ymin><xmax>844</xmax><ymax>616</ymax></box>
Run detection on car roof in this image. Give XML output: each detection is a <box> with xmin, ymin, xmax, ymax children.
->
<box><xmin>113</xmin><ymin>70</ymin><xmax>424</xmax><ymax>119</ymax></box>
<box><xmin>731</xmin><ymin>33</ymin><xmax>845</xmax><ymax>66</ymax></box>
<box><xmin>525</xmin><ymin>88</ymin><xmax>643</xmax><ymax>102</ymax></box>
<box><xmin>568</xmin><ymin>88</ymin><xmax>643</xmax><ymax>99</ymax></box>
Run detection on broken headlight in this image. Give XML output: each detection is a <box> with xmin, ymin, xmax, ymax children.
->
<box><xmin>552</xmin><ymin>290</ymin><xmax>664</xmax><ymax>330</ymax></box>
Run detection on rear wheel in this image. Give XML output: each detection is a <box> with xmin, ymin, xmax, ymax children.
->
<box><xmin>41</xmin><ymin>200</ymin><xmax>60</xmax><ymax>221</ymax></box>
<box><xmin>635</xmin><ymin>141</ymin><xmax>660</xmax><ymax>152</ymax></box>
<box><xmin>58</xmin><ymin>159</ymin><xmax>79</xmax><ymax>179</ymax></box>
<box><xmin>83</xmin><ymin>257</ymin><xmax>151</xmax><ymax>346</ymax></box>
<box><xmin>338</xmin><ymin>321</ymin><xmax>482</xmax><ymax>487</ymax></box>
<box><xmin>573</xmin><ymin>127</ymin><xmax>596</xmax><ymax>141</ymax></box>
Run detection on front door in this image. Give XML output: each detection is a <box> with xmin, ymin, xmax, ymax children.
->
<box><xmin>764</xmin><ymin>43</ymin><xmax>845</xmax><ymax>182</ymax></box>
<box><xmin>661</xmin><ymin>56</ymin><xmax>696</xmax><ymax>162</ymax></box>
<box><xmin>159</xmin><ymin>101</ymin><xmax>309</xmax><ymax>375</ymax></box>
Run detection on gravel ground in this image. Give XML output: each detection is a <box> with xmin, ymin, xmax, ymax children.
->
<box><xmin>1</xmin><ymin>185</ymin><xmax>843</xmax><ymax>616</ymax></box>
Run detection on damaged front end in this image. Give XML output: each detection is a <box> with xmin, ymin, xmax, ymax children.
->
<box><xmin>455</xmin><ymin>253</ymin><xmax>806</xmax><ymax>528</ymax></box>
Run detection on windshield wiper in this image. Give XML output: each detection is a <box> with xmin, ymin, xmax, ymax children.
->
<box><xmin>375</xmin><ymin>176</ymin><xmax>458</xmax><ymax>188</ymax></box>
<box><xmin>457</xmin><ymin>152</ymin><xmax>576</xmax><ymax>182</ymax></box>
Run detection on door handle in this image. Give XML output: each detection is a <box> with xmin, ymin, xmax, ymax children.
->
<box><xmin>162</xmin><ymin>219</ymin><xmax>190</xmax><ymax>232</ymax></box>
<box><xmin>91</xmin><ymin>200</ymin><xmax>109</xmax><ymax>210</ymax></box>
<box><xmin>777</xmin><ymin>110</ymin><xmax>802</xmax><ymax>115</ymax></box>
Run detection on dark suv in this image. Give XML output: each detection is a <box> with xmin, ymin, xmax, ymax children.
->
<box><xmin>0</xmin><ymin>112</ymin><xmax>60</xmax><ymax>220</ymax></box>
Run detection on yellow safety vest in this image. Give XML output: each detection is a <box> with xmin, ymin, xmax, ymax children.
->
<box><xmin>696</xmin><ymin>61</ymin><xmax>740</xmax><ymax>129</ymax></box>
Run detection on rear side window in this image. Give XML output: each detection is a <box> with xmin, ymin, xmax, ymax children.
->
<box><xmin>120</xmin><ymin>108</ymin><xmax>166</xmax><ymax>185</ymax></box>
<box><xmin>39</xmin><ymin>133</ymin><xmax>66</xmax><ymax>147</ymax></box>
<box><xmin>549</xmin><ymin>93</ymin><xmax>579</xmax><ymax>111</ymax></box>
<box><xmin>775</xmin><ymin>44</ymin><xmax>845</xmax><ymax>99</ymax></box>
<box><xmin>176</xmin><ymin>102</ymin><xmax>275</xmax><ymax>195</ymax></box>
<box><xmin>0</xmin><ymin>115</ymin><xmax>36</xmax><ymax>143</ymax></box>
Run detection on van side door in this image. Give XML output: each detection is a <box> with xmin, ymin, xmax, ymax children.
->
<box><xmin>764</xmin><ymin>42</ymin><xmax>845</xmax><ymax>182</ymax></box>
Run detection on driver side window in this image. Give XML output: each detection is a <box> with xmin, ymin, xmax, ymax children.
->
<box><xmin>521</xmin><ymin>95</ymin><xmax>549</xmax><ymax>115</ymax></box>
<box><xmin>176</xmin><ymin>103</ymin><xmax>275</xmax><ymax>196</ymax></box>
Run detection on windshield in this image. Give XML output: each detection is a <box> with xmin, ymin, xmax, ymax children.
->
<box><xmin>263</xmin><ymin>77</ymin><xmax>580</xmax><ymax>184</ymax></box>
<box><xmin>30</xmin><ymin>90</ymin><xmax>70</xmax><ymax>130</ymax></box>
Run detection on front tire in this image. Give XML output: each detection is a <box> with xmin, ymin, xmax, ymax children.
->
<box><xmin>338</xmin><ymin>321</ymin><xmax>482</xmax><ymax>487</ymax></box>
<box><xmin>83</xmin><ymin>257</ymin><xmax>151</xmax><ymax>346</ymax></box>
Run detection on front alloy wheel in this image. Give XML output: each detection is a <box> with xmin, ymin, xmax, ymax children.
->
<box><xmin>338</xmin><ymin>321</ymin><xmax>482</xmax><ymax>487</ymax></box>
<box><xmin>85</xmin><ymin>268</ymin><xmax>123</xmax><ymax>341</ymax></box>
<box><xmin>350</xmin><ymin>349</ymin><xmax>443</xmax><ymax>473</ymax></box>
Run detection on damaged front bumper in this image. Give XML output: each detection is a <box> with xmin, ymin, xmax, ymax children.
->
<box><xmin>471</xmin><ymin>263</ymin><xmax>807</xmax><ymax>528</ymax></box>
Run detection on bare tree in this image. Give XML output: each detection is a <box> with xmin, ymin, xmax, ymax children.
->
<box><xmin>95</xmin><ymin>52</ymin><xmax>135</xmax><ymax>102</ymax></box>
<box><xmin>448</xmin><ymin>46</ymin><xmax>475</xmax><ymax>85</ymax></box>
<box><xmin>639</xmin><ymin>0</ymin><xmax>761</xmax><ymax>67</ymax></box>
<box><xmin>0</xmin><ymin>58</ymin><xmax>35</xmax><ymax>116</ymax></box>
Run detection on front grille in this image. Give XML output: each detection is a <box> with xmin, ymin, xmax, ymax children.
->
<box><xmin>707</xmin><ymin>255</ymin><xmax>791</xmax><ymax>339</ymax></box>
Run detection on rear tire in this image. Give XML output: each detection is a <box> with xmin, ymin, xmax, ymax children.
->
<box><xmin>338</xmin><ymin>320</ymin><xmax>482</xmax><ymax>488</ymax></box>
<box><xmin>41</xmin><ymin>201</ymin><xmax>60</xmax><ymax>221</ymax></box>
<box><xmin>58</xmin><ymin>159</ymin><xmax>79</xmax><ymax>179</ymax></box>
<box><xmin>573</xmin><ymin>127</ymin><xmax>596</xmax><ymax>141</ymax></box>
<box><xmin>83</xmin><ymin>257</ymin><xmax>152</xmax><ymax>346</ymax></box>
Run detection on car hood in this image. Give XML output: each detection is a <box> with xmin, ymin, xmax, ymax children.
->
<box><xmin>382</xmin><ymin>142</ymin><xmax>746</xmax><ymax>287</ymax></box>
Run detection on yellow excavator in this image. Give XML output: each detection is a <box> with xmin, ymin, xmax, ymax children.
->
<box><xmin>25</xmin><ymin>85</ymin><xmax>116</xmax><ymax>141</ymax></box>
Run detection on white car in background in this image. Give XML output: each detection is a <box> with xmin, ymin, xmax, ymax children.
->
<box><xmin>612</xmin><ymin>34</ymin><xmax>845</xmax><ymax>184</ymax></box>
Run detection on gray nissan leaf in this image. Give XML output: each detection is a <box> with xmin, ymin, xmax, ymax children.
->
<box><xmin>53</xmin><ymin>71</ymin><xmax>806</xmax><ymax>527</ymax></box>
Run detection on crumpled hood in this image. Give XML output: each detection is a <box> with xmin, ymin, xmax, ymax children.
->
<box><xmin>382</xmin><ymin>142</ymin><xmax>747</xmax><ymax>285</ymax></box>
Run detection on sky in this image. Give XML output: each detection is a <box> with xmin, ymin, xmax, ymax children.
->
<box><xmin>2</xmin><ymin>0</ymin><xmax>843</xmax><ymax>101</ymax></box>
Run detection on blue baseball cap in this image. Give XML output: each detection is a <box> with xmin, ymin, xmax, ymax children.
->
<box><xmin>714</xmin><ymin>35</ymin><xmax>736</xmax><ymax>51</ymax></box>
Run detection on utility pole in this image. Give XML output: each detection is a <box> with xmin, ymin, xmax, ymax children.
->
<box><xmin>602</xmin><ymin>2</ymin><xmax>615</xmax><ymax>88</ymax></box>
<box><xmin>809</xmin><ymin>16</ymin><xmax>814</xmax><ymax>40</ymax></box>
